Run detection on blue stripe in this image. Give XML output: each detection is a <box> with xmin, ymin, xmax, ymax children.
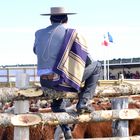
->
<box><xmin>71</xmin><ymin>42</ymin><xmax>87</xmax><ymax>61</ymax></box>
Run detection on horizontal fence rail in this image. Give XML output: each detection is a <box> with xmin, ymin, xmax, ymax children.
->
<box><xmin>0</xmin><ymin>108</ymin><xmax>140</xmax><ymax>126</ymax></box>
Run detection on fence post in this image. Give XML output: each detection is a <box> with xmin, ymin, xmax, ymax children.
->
<box><xmin>14</xmin><ymin>73</ymin><xmax>30</xmax><ymax>140</ymax></box>
<box><xmin>6</xmin><ymin>68</ymin><xmax>10</xmax><ymax>85</ymax></box>
<box><xmin>111</xmin><ymin>97</ymin><xmax>129</xmax><ymax>137</ymax></box>
<box><xmin>14</xmin><ymin>100</ymin><xmax>30</xmax><ymax>140</ymax></box>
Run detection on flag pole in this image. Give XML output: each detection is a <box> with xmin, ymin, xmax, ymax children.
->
<box><xmin>102</xmin><ymin>32</ymin><xmax>113</xmax><ymax>80</ymax></box>
<box><xmin>107</xmin><ymin>59</ymin><xmax>110</xmax><ymax>80</ymax></box>
<box><xmin>106</xmin><ymin>32</ymin><xmax>113</xmax><ymax>80</ymax></box>
<box><xmin>104</xmin><ymin>59</ymin><xmax>107</xmax><ymax>80</ymax></box>
<box><xmin>106</xmin><ymin>44</ymin><xmax>110</xmax><ymax>80</ymax></box>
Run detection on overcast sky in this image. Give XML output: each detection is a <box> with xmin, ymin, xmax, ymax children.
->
<box><xmin>0</xmin><ymin>0</ymin><xmax>140</xmax><ymax>65</ymax></box>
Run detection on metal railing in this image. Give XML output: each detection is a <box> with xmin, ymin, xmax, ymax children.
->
<box><xmin>0</xmin><ymin>66</ymin><xmax>39</xmax><ymax>86</ymax></box>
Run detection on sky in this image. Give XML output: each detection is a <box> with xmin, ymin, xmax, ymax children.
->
<box><xmin>0</xmin><ymin>0</ymin><xmax>140</xmax><ymax>65</ymax></box>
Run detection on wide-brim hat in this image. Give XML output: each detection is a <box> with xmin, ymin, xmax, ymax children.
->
<box><xmin>40</xmin><ymin>7</ymin><xmax>76</xmax><ymax>16</ymax></box>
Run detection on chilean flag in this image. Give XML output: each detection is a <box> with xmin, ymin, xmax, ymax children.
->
<box><xmin>102</xmin><ymin>32</ymin><xmax>113</xmax><ymax>46</ymax></box>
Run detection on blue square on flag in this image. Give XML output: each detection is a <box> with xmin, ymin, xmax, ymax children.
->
<box><xmin>108</xmin><ymin>32</ymin><xmax>113</xmax><ymax>43</ymax></box>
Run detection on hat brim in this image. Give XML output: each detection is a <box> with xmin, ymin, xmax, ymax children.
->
<box><xmin>40</xmin><ymin>13</ymin><xmax>77</xmax><ymax>16</ymax></box>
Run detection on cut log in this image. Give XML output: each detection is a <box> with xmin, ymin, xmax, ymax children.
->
<box><xmin>0</xmin><ymin>80</ymin><xmax>140</xmax><ymax>102</ymax></box>
<box><xmin>96</xmin><ymin>83</ymin><xmax>140</xmax><ymax>97</ymax></box>
<box><xmin>11</xmin><ymin>114</ymin><xmax>41</xmax><ymax>126</ymax></box>
<box><xmin>15</xmin><ymin>88</ymin><xmax>43</xmax><ymax>97</ymax></box>
<box><xmin>39</xmin><ymin>109</ymin><xmax>140</xmax><ymax>125</ymax></box>
<box><xmin>0</xmin><ymin>109</ymin><xmax>140</xmax><ymax>126</ymax></box>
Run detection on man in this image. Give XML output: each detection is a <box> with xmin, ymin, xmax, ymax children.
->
<box><xmin>33</xmin><ymin>7</ymin><xmax>102</xmax><ymax>139</ymax></box>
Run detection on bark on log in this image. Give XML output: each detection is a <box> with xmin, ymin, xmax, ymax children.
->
<box><xmin>0</xmin><ymin>113</ymin><xmax>13</xmax><ymax>126</ymax></box>
<box><xmin>96</xmin><ymin>83</ymin><xmax>140</xmax><ymax>97</ymax></box>
<box><xmin>0</xmin><ymin>81</ymin><xmax>140</xmax><ymax>102</ymax></box>
<box><xmin>39</xmin><ymin>109</ymin><xmax>140</xmax><ymax>125</ymax></box>
<box><xmin>1</xmin><ymin>109</ymin><xmax>140</xmax><ymax>126</ymax></box>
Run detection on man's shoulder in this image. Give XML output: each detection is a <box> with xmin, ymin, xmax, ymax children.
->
<box><xmin>35</xmin><ymin>24</ymin><xmax>59</xmax><ymax>34</ymax></box>
<box><xmin>35</xmin><ymin>28</ymin><xmax>47</xmax><ymax>34</ymax></box>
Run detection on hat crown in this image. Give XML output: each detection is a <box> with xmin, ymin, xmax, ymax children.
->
<box><xmin>51</xmin><ymin>7</ymin><xmax>66</xmax><ymax>15</ymax></box>
<box><xmin>40</xmin><ymin>7</ymin><xmax>76</xmax><ymax>16</ymax></box>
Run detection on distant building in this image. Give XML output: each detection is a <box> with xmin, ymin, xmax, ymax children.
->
<box><xmin>99</xmin><ymin>57</ymin><xmax>140</xmax><ymax>79</ymax></box>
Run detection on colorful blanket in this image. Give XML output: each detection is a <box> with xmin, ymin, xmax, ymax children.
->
<box><xmin>53</xmin><ymin>29</ymin><xmax>88</xmax><ymax>91</ymax></box>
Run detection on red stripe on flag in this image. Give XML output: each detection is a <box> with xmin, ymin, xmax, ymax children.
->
<box><xmin>102</xmin><ymin>40</ymin><xmax>109</xmax><ymax>46</ymax></box>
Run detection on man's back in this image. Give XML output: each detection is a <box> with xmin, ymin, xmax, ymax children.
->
<box><xmin>34</xmin><ymin>23</ymin><xmax>66</xmax><ymax>69</ymax></box>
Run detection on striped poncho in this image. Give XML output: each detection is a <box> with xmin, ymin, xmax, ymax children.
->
<box><xmin>53</xmin><ymin>28</ymin><xmax>88</xmax><ymax>92</ymax></box>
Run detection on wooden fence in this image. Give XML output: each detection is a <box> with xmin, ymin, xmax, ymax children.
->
<box><xmin>1</xmin><ymin>75</ymin><xmax>140</xmax><ymax>139</ymax></box>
